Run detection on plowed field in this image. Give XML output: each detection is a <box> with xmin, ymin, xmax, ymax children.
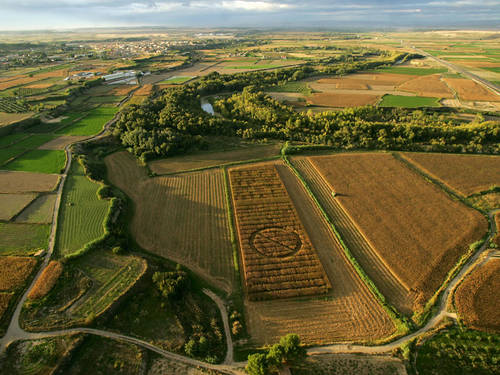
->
<box><xmin>307</xmin><ymin>93</ymin><xmax>380</xmax><ymax>107</ymax></box>
<box><xmin>455</xmin><ymin>258</ymin><xmax>500</xmax><ymax>333</ymax></box>
<box><xmin>400</xmin><ymin>152</ymin><xmax>500</xmax><ymax>196</ymax></box>
<box><xmin>105</xmin><ymin>151</ymin><xmax>236</xmax><ymax>293</ymax></box>
<box><xmin>309</xmin><ymin>153</ymin><xmax>487</xmax><ymax>309</ymax></box>
<box><xmin>0</xmin><ymin>171</ymin><xmax>58</xmax><ymax>193</ymax></box>
<box><xmin>229</xmin><ymin>164</ymin><xmax>330</xmax><ymax>300</ymax></box>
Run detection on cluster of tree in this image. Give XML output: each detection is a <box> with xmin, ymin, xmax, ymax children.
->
<box><xmin>246</xmin><ymin>334</ymin><xmax>307</xmax><ymax>375</ymax></box>
<box><xmin>152</xmin><ymin>265</ymin><xmax>189</xmax><ymax>301</ymax></box>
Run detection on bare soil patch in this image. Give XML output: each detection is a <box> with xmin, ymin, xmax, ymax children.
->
<box><xmin>307</xmin><ymin>93</ymin><xmax>380</xmax><ymax>107</ymax></box>
<box><xmin>398</xmin><ymin>75</ymin><xmax>454</xmax><ymax>98</ymax></box>
<box><xmin>443</xmin><ymin>78</ymin><xmax>500</xmax><ymax>102</ymax></box>
<box><xmin>316</xmin><ymin>78</ymin><xmax>370</xmax><ymax>90</ymax></box>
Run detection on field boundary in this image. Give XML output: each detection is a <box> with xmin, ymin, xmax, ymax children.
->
<box><xmin>281</xmin><ymin>149</ymin><xmax>410</xmax><ymax>338</ymax></box>
<box><xmin>392</xmin><ymin>152</ymin><xmax>492</xmax><ymax>325</ymax></box>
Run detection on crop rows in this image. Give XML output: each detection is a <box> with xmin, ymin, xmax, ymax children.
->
<box><xmin>229</xmin><ymin>165</ymin><xmax>330</xmax><ymax>300</ymax></box>
<box><xmin>291</xmin><ymin>157</ymin><xmax>416</xmax><ymax>315</ymax></box>
<box><xmin>0</xmin><ymin>97</ymin><xmax>29</xmax><ymax>113</ymax></box>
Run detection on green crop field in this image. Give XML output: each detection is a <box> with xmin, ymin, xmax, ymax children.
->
<box><xmin>0</xmin><ymin>133</ymin><xmax>28</xmax><ymax>148</ymax></box>
<box><xmin>4</xmin><ymin>149</ymin><xmax>66</xmax><ymax>174</ymax></box>
<box><xmin>0</xmin><ymin>147</ymin><xmax>24</xmax><ymax>165</ymax></box>
<box><xmin>0</xmin><ymin>134</ymin><xmax>57</xmax><ymax>167</ymax></box>
<box><xmin>266</xmin><ymin>81</ymin><xmax>312</xmax><ymax>95</ymax></box>
<box><xmin>88</xmin><ymin>95</ymin><xmax>124</xmax><ymax>104</ymax></box>
<box><xmin>379</xmin><ymin>95</ymin><xmax>441</xmax><ymax>108</ymax></box>
<box><xmin>373</xmin><ymin>67</ymin><xmax>448</xmax><ymax>75</ymax></box>
<box><xmin>225</xmin><ymin>64</ymin><xmax>282</xmax><ymax>69</ymax></box>
<box><xmin>483</xmin><ymin>67</ymin><xmax>500</xmax><ymax>73</ymax></box>
<box><xmin>158</xmin><ymin>76</ymin><xmax>195</xmax><ymax>84</ymax></box>
<box><xmin>15</xmin><ymin>194</ymin><xmax>57</xmax><ymax>224</ymax></box>
<box><xmin>0</xmin><ymin>222</ymin><xmax>50</xmax><ymax>255</ymax></box>
<box><xmin>56</xmin><ymin>106</ymin><xmax>118</xmax><ymax>136</ymax></box>
<box><xmin>55</xmin><ymin>162</ymin><xmax>110</xmax><ymax>257</ymax></box>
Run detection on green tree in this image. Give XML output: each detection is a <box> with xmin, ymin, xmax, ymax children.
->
<box><xmin>246</xmin><ymin>353</ymin><xmax>268</xmax><ymax>375</ymax></box>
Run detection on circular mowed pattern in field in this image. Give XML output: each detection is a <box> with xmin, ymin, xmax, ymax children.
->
<box><xmin>250</xmin><ymin>227</ymin><xmax>302</xmax><ymax>258</ymax></box>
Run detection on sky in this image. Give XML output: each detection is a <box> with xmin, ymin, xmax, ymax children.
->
<box><xmin>0</xmin><ymin>0</ymin><xmax>499</xmax><ymax>31</ymax></box>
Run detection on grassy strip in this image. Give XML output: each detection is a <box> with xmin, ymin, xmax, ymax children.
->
<box><xmin>281</xmin><ymin>146</ymin><xmax>410</xmax><ymax>338</ymax></box>
<box><xmin>222</xmin><ymin>167</ymin><xmax>240</xmax><ymax>275</ymax></box>
<box><xmin>379</xmin><ymin>95</ymin><xmax>441</xmax><ymax>108</ymax></box>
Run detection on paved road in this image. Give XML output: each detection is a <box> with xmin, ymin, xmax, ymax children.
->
<box><xmin>411</xmin><ymin>46</ymin><xmax>500</xmax><ymax>96</ymax></box>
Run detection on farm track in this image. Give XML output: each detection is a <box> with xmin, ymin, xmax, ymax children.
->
<box><xmin>290</xmin><ymin>157</ymin><xmax>414</xmax><ymax>315</ymax></box>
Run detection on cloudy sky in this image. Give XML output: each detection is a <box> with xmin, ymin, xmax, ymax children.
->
<box><xmin>0</xmin><ymin>0</ymin><xmax>499</xmax><ymax>30</ymax></box>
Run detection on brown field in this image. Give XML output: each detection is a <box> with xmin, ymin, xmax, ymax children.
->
<box><xmin>0</xmin><ymin>292</ymin><xmax>13</xmax><ymax>320</ymax></box>
<box><xmin>24</xmin><ymin>83</ymin><xmax>53</xmax><ymax>89</ymax></box>
<box><xmin>38</xmin><ymin>135</ymin><xmax>88</xmax><ymax>150</ymax></box>
<box><xmin>105</xmin><ymin>151</ymin><xmax>236</xmax><ymax>293</ymax></box>
<box><xmin>0</xmin><ymin>193</ymin><xmax>38</xmax><ymax>221</ymax></box>
<box><xmin>243</xmin><ymin>161</ymin><xmax>394</xmax><ymax>345</ymax></box>
<box><xmin>337</xmin><ymin>73</ymin><xmax>417</xmax><ymax>86</ymax></box>
<box><xmin>398</xmin><ymin>75</ymin><xmax>454</xmax><ymax>98</ymax></box>
<box><xmin>27</xmin><ymin>261</ymin><xmax>63</xmax><ymax>300</ymax></box>
<box><xmin>229</xmin><ymin>165</ymin><xmax>330</xmax><ymax>300</ymax></box>
<box><xmin>291</xmin><ymin>157</ymin><xmax>415</xmax><ymax>315</ymax></box>
<box><xmin>456</xmin><ymin>61</ymin><xmax>500</xmax><ymax>68</ymax></box>
<box><xmin>309</xmin><ymin>153</ymin><xmax>487</xmax><ymax>309</ymax></box>
<box><xmin>400</xmin><ymin>153</ymin><xmax>500</xmax><ymax>196</ymax></box>
<box><xmin>0</xmin><ymin>76</ymin><xmax>38</xmax><ymax>90</ymax></box>
<box><xmin>455</xmin><ymin>258</ymin><xmax>500</xmax><ymax>333</ymax></box>
<box><xmin>110</xmin><ymin>85</ymin><xmax>138</xmax><ymax>96</ymax></box>
<box><xmin>0</xmin><ymin>256</ymin><xmax>37</xmax><ymax>291</ymax></box>
<box><xmin>148</xmin><ymin>143</ymin><xmax>281</xmax><ymax>175</ymax></box>
<box><xmin>443</xmin><ymin>78</ymin><xmax>500</xmax><ymax>102</ymax></box>
<box><xmin>0</xmin><ymin>112</ymin><xmax>34</xmax><ymax>127</ymax></box>
<box><xmin>0</xmin><ymin>171</ymin><xmax>59</xmax><ymax>193</ymax></box>
<box><xmin>307</xmin><ymin>93</ymin><xmax>380</xmax><ymax>107</ymax></box>
<box><xmin>316</xmin><ymin>78</ymin><xmax>369</xmax><ymax>90</ymax></box>
<box><xmin>134</xmin><ymin>84</ymin><xmax>154</xmax><ymax>96</ymax></box>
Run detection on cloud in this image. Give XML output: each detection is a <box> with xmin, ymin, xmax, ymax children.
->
<box><xmin>0</xmin><ymin>0</ymin><xmax>498</xmax><ymax>30</ymax></box>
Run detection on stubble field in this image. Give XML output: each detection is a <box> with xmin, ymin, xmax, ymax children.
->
<box><xmin>105</xmin><ymin>151</ymin><xmax>236</xmax><ymax>293</ymax></box>
<box><xmin>229</xmin><ymin>164</ymin><xmax>330</xmax><ymax>300</ymax></box>
<box><xmin>400</xmin><ymin>153</ymin><xmax>500</xmax><ymax>196</ymax></box>
<box><xmin>309</xmin><ymin>153</ymin><xmax>487</xmax><ymax>310</ymax></box>
<box><xmin>455</xmin><ymin>258</ymin><xmax>500</xmax><ymax>333</ymax></box>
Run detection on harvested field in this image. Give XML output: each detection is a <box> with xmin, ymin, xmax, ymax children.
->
<box><xmin>400</xmin><ymin>153</ymin><xmax>500</xmax><ymax>196</ymax></box>
<box><xmin>0</xmin><ymin>256</ymin><xmax>37</xmax><ymax>291</ymax></box>
<box><xmin>398</xmin><ymin>75</ymin><xmax>454</xmax><ymax>98</ymax></box>
<box><xmin>291</xmin><ymin>157</ymin><xmax>415</xmax><ymax>315</ymax></box>
<box><xmin>0</xmin><ymin>193</ymin><xmax>37</xmax><ymax>221</ymax></box>
<box><xmin>443</xmin><ymin>78</ymin><xmax>500</xmax><ymax>101</ymax></box>
<box><xmin>0</xmin><ymin>223</ymin><xmax>50</xmax><ymax>256</ymax></box>
<box><xmin>37</xmin><ymin>135</ymin><xmax>88</xmax><ymax>150</ymax></box>
<box><xmin>15</xmin><ymin>194</ymin><xmax>57</xmax><ymax>224</ymax></box>
<box><xmin>110</xmin><ymin>85</ymin><xmax>138</xmax><ymax>96</ymax></box>
<box><xmin>105</xmin><ymin>151</ymin><xmax>236</xmax><ymax>293</ymax></box>
<box><xmin>229</xmin><ymin>165</ymin><xmax>330</xmax><ymax>300</ymax></box>
<box><xmin>0</xmin><ymin>112</ymin><xmax>33</xmax><ymax>127</ymax></box>
<box><xmin>307</xmin><ymin>93</ymin><xmax>380</xmax><ymax>107</ymax></box>
<box><xmin>27</xmin><ymin>261</ymin><xmax>63</xmax><ymax>300</ymax></box>
<box><xmin>244</xmin><ymin>161</ymin><xmax>394</xmax><ymax>345</ymax></box>
<box><xmin>148</xmin><ymin>143</ymin><xmax>281</xmax><ymax>174</ymax></box>
<box><xmin>0</xmin><ymin>293</ymin><xmax>13</xmax><ymax>320</ymax></box>
<box><xmin>455</xmin><ymin>258</ymin><xmax>500</xmax><ymax>333</ymax></box>
<box><xmin>316</xmin><ymin>78</ymin><xmax>370</xmax><ymax>90</ymax></box>
<box><xmin>134</xmin><ymin>84</ymin><xmax>154</xmax><ymax>96</ymax></box>
<box><xmin>0</xmin><ymin>171</ymin><xmax>58</xmax><ymax>193</ymax></box>
<box><xmin>336</xmin><ymin>73</ymin><xmax>417</xmax><ymax>86</ymax></box>
<box><xmin>309</xmin><ymin>153</ymin><xmax>487</xmax><ymax>309</ymax></box>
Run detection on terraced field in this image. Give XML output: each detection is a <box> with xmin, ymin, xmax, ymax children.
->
<box><xmin>291</xmin><ymin>157</ymin><xmax>415</xmax><ymax>315</ymax></box>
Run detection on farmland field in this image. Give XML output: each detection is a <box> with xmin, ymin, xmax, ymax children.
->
<box><xmin>0</xmin><ymin>112</ymin><xmax>33</xmax><ymax>127</ymax></box>
<box><xmin>38</xmin><ymin>135</ymin><xmax>88</xmax><ymax>150</ymax></box>
<box><xmin>148</xmin><ymin>142</ymin><xmax>281</xmax><ymax>174</ymax></box>
<box><xmin>400</xmin><ymin>153</ymin><xmax>500</xmax><ymax>196</ymax></box>
<box><xmin>373</xmin><ymin>67</ymin><xmax>448</xmax><ymax>75</ymax></box>
<box><xmin>242</xmin><ymin>161</ymin><xmax>395</xmax><ymax>345</ymax></box>
<box><xmin>229</xmin><ymin>164</ymin><xmax>330</xmax><ymax>300</ymax></box>
<box><xmin>0</xmin><ymin>193</ymin><xmax>37</xmax><ymax>220</ymax></box>
<box><xmin>4</xmin><ymin>149</ymin><xmax>66</xmax><ymax>174</ymax></box>
<box><xmin>455</xmin><ymin>258</ymin><xmax>500</xmax><ymax>333</ymax></box>
<box><xmin>0</xmin><ymin>293</ymin><xmax>13</xmax><ymax>321</ymax></box>
<box><xmin>379</xmin><ymin>95</ymin><xmax>440</xmax><ymax>108</ymax></box>
<box><xmin>105</xmin><ymin>151</ymin><xmax>236</xmax><ymax>292</ymax></box>
<box><xmin>56</xmin><ymin>106</ymin><xmax>118</xmax><ymax>136</ymax></box>
<box><xmin>307</xmin><ymin>92</ymin><xmax>380</xmax><ymax>107</ymax></box>
<box><xmin>0</xmin><ymin>256</ymin><xmax>37</xmax><ymax>292</ymax></box>
<box><xmin>0</xmin><ymin>223</ymin><xmax>50</xmax><ymax>256</ymax></box>
<box><xmin>398</xmin><ymin>74</ymin><xmax>454</xmax><ymax>98</ymax></box>
<box><xmin>0</xmin><ymin>171</ymin><xmax>58</xmax><ymax>193</ymax></box>
<box><xmin>291</xmin><ymin>157</ymin><xmax>415</xmax><ymax>315</ymax></box>
<box><xmin>15</xmin><ymin>194</ymin><xmax>57</xmax><ymax>224</ymax></box>
<box><xmin>55</xmin><ymin>161</ymin><xmax>110</xmax><ymax>257</ymax></box>
<box><xmin>27</xmin><ymin>260</ymin><xmax>63</xmax><ymax>300</ymax></box>
<box><xmin>309</xmin><ymin>153</ymin><xmax>487</xmax><ymax>310</ymax></box>
<box><xmin>158</xmin><ymin>76</ymin><xmax>195</xmax><ymax>84</ymax></box>
<box><xmin>443</xmin><ymin>78</ymin><xmax>500</xmax><ymax>101</ymax></box>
